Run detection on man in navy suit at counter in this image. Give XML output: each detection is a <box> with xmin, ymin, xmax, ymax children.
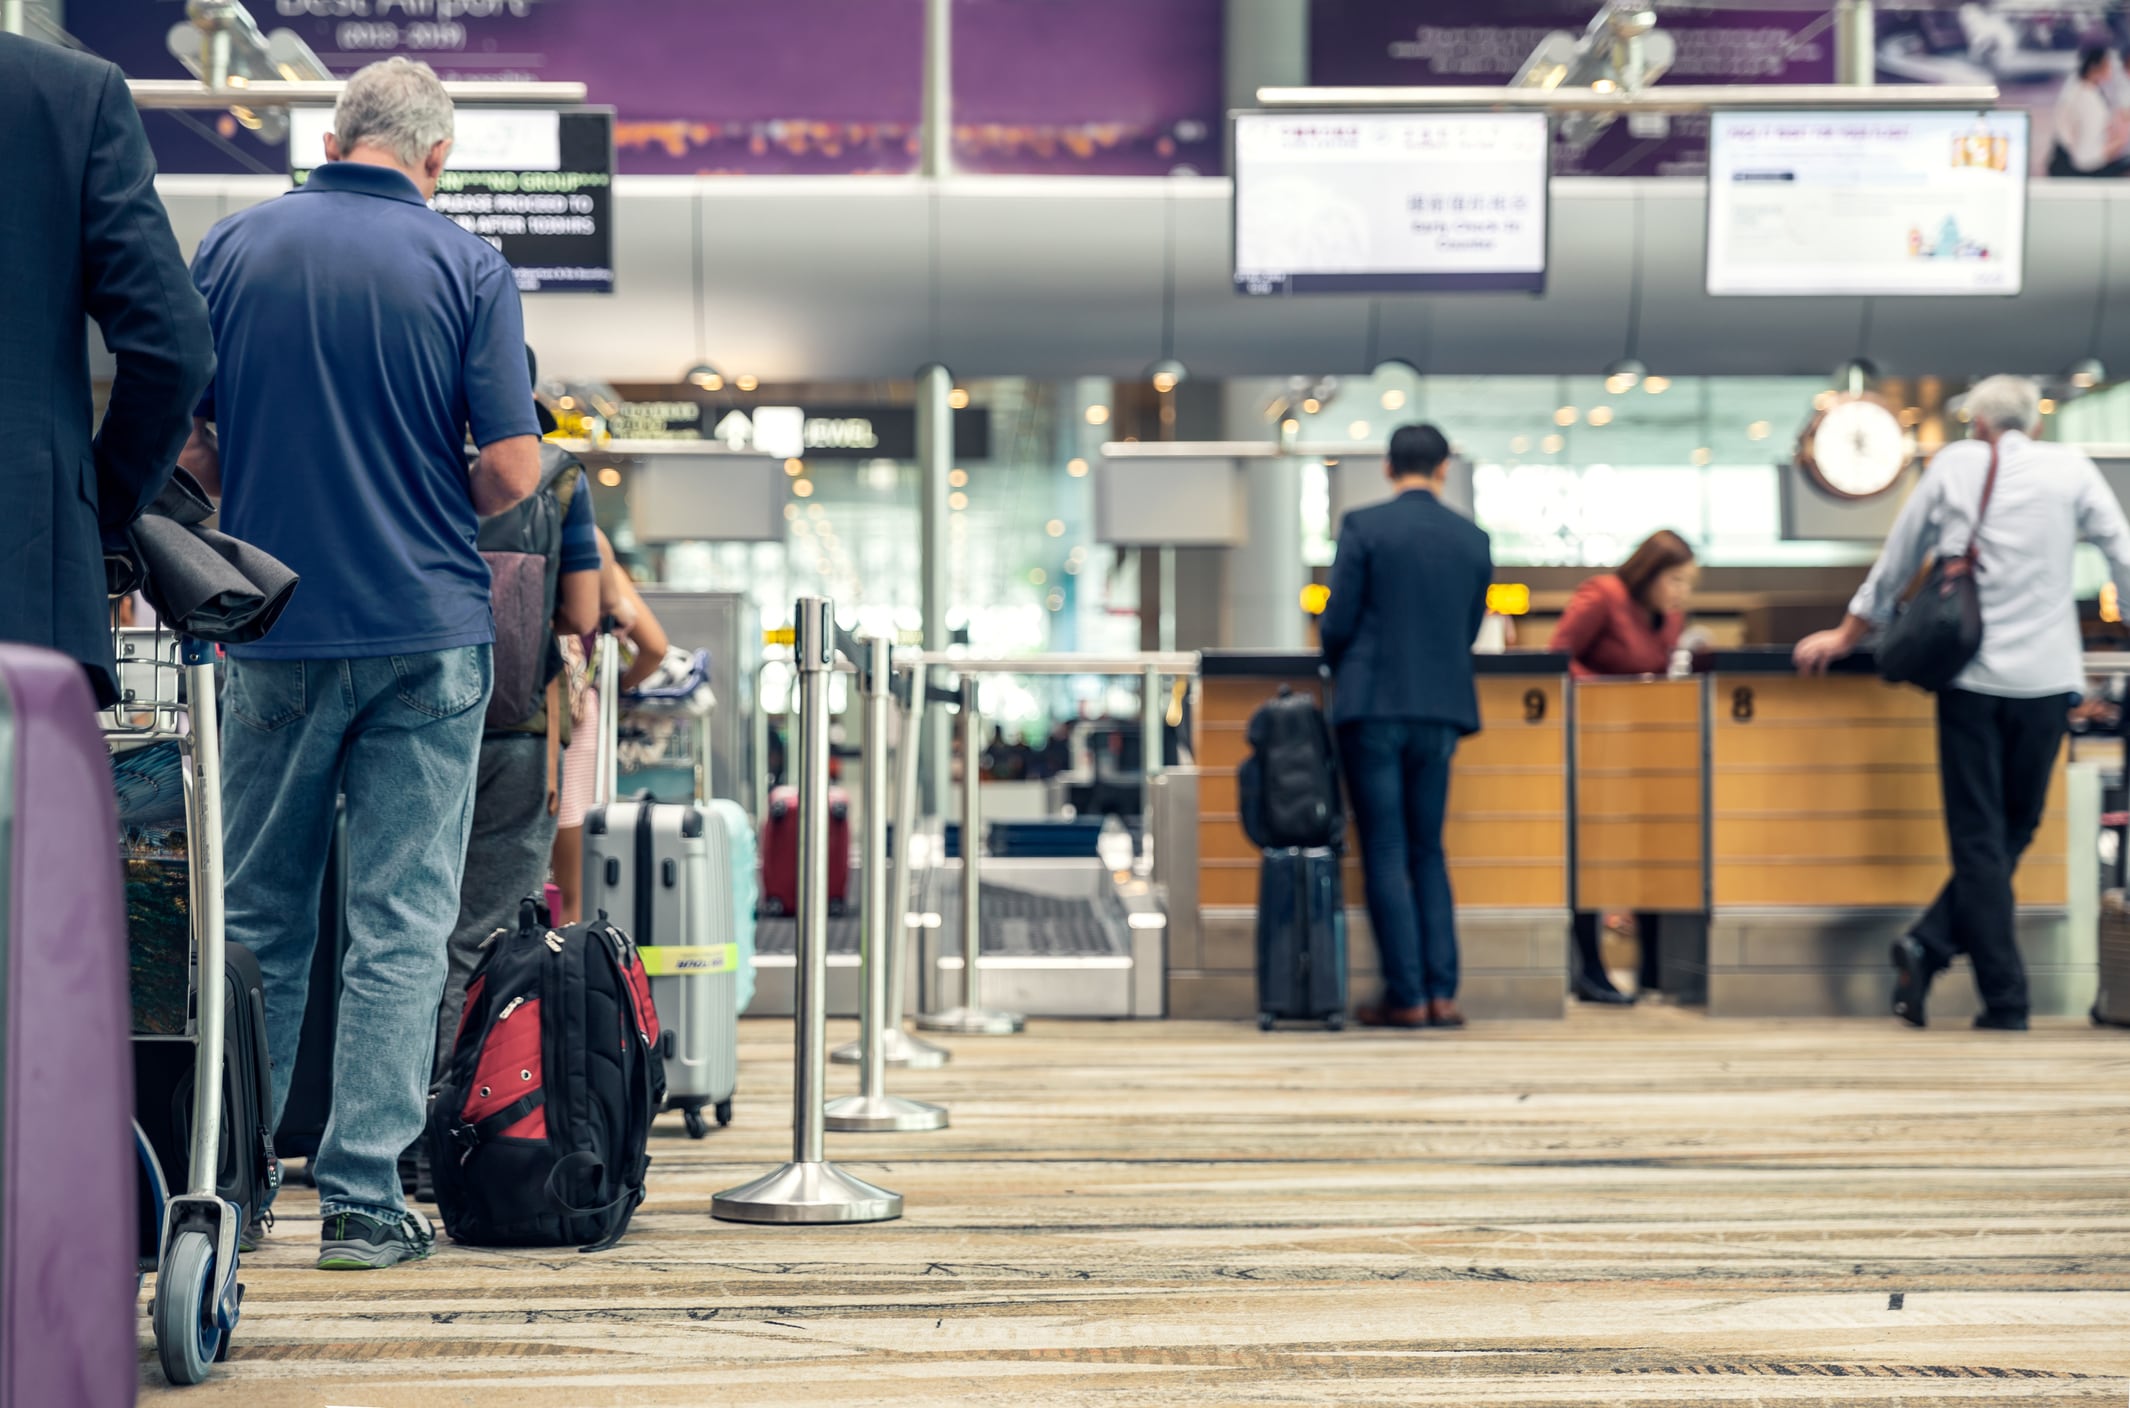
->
<box><xmin>1318</xmin><ymin>424</ymin><xmax>1495</xmax><ymax>1030</ymax></box>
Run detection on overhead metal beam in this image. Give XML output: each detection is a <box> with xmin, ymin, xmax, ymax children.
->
<box><xmin>127</xmin><ymin>79</ymin><xmax>588</xmax><ymax>109</ymax></box>
<box><xmin>1254</xmin><ymin>83</ymin><xmax>1998</xmax><ymax>112</ymax></box>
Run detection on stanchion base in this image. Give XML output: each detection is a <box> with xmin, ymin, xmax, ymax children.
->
<box><xmin>711</xmin><ymin>1160</ymin><xmax>902</xmax><ymax>1224</ymax></box>
<box><xmin>915</xmin><ymin>1005</ymin><xmax>1026</xmax><ymax>1035</ymax></box>
<box><xmin>831</xmin><ymin>1027</ymin><xmax>953</xmax><ymax>1068</ymax></box>
<box><xmin>824</xmin><ymin>1093</ymin><xmax>950</xmax><ymax>1132</ymax></box>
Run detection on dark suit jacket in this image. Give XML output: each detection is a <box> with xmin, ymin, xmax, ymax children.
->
<box><xmin>0</xmin><ymin>36</ymin><xmax>213</xmax><ymax>704</ymax></box>
<box><xmin>1318</xmin><ymin>487</ymin><xmax>1494</xmax><ymax>734</ymax></box>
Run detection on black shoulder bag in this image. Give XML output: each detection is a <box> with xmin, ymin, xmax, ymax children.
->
<box><xmin>1877</xmin><ymin>442</ymin><xmax>2000</xmax><ymax>692</ymax></box>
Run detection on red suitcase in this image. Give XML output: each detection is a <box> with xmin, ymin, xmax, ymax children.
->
<box><xmin>0</xmin><ymin>646</ymin><xmax>136</xmax><ymax>1408</ymax></box>
<box><xmin>760</xmin><ymin>784</ymin><xmax>850</xmax><ymax>915</ymax></box>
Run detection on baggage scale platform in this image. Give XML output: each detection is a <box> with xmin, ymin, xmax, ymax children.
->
<box><xmin>746</xmin><ymin>858</ymin><xmax>1165</xmax><ymax>1019</ymax></box>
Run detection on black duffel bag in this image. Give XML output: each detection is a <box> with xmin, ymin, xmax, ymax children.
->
<box><xmin>1878</xmin><ymin>442</ymin><xmax>2000</xmax><ymax>692</ymax></box>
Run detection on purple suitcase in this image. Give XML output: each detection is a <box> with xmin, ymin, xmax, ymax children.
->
<box><xmin>0</xmin><ymin>647</ymin><xmax>136</xmax><ymax>1408</ymax></box>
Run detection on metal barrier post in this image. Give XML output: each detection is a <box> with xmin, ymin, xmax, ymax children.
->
<box><xmin>826</xmin><ymin>639</ymin><xmax>949</xmax><ymax>1130</ymax></box>
<box><xmin>713</xmin><ymin>599</ymin><xmax>902</xmax><ymax>1223</ymax></box>
<box><xmin>917</xmin><ymin>676</ymin><xmax>1025</xmax><ymax>1035</ymax></box>
<box><xmin>834</xmin><ymin>661</ymin><xmax>949</xmax><ymax>1068</ymax></box>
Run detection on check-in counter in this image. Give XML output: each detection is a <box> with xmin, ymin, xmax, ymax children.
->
<box><xmin>1179</xmin><ymin>650</ymin><xmax>1570</xmax><ymax>1020</ymax></box>
<box><xmin>1699</xmin><ymin>650</ymin><xmax>2097</xmax><ymax>1018</ymax></box>
<box><xmin>1572</xmin><ymin>678</ymin><xmax>1707</xmax><ymax>983</ymax></box>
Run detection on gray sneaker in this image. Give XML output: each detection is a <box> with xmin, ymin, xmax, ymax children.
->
<box><xmin>317</xmin><ymin>1210</ymin><xmax>435</xmax><ymax>1271</ymax></box>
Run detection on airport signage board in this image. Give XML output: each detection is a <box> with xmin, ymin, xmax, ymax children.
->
<box><xmin>1232</xmin><ymin>111</ymin><xmax>1550</xmax><ymax>295</ymax></box>
<box><xmin>1706</xmin><ymin>109</ymin><xmax>2028</xmax><ymax>297</ymax></box>
<box><xmin>602</xmin><ymin>398</ymin><xmax>992</xmax><ymax>461</ymax></box>
<box><xmin>291</xmin><ymin>107</ymin><xmax>615</xmax><ymax>294</ymax></box>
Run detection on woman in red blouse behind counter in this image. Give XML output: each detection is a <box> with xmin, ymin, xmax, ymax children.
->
<box><xmin>1550</xmin><ymin>529</ymin><xmax>1697</xmax><ymax>680</ymax></box>
<box><xmin>1549</xmin><ymin>530</ymin><xmax>1699</xmax><ymax>1004</ymax></box>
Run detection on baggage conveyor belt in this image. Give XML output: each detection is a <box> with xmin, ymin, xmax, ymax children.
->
<box><xmin>745</xmin><ymin>858</ymin><xmax>1164</xmax><ymax>1019</ymax></box>
<box><xmin>753</xmin><ymin>885</ymin><xmax>1128</xmax><ymax>960</ymax></box>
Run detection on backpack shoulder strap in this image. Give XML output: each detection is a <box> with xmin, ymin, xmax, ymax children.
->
<box><xmin>1966</xmin><ymin>440</ymin><xmax>2002</xmax><ymax>567</ymax></box>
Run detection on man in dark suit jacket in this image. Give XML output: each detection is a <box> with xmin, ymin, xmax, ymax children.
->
<box><xmin>1318</xmin><ymin>424</ymin><xmax>1494</xmax><ymax>1030</ymax></box>
<box><xmin>0</xmin><ymin>35</ymin><xmax>214</xmax><ymax>704</ymax></box>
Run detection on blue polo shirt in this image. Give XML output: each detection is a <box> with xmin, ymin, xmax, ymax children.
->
<box><xmin>191</xmin><ymin>161</ymin><xmax>538</xmax><ymax>659</ymax></box>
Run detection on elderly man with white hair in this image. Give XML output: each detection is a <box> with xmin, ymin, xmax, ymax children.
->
<box><xmin>179</xmin><ymin>57</ymin><xmax>542</xmax><ymax>1269</ymax></box>
<box><xmin>1797</xmin><ymin>375</ymin><xmax>2130</xmax><ymax>1032</ymax></box>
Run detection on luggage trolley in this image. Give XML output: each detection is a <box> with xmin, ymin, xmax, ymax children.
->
<box><xmin>106</xmin><ymin>624</ymin><xmax>250</xmax><ymax>1385</ymax></box>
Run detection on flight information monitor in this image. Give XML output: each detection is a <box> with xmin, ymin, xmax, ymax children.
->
<box><xmin>291</xmin><ymin>106</ymin><xmax>615</xmax><ymax>294</ymax></box>
<box><xmin>1707</xmin><ymin>109</ymin><xmax>2028</xmax><ymax>297</ymax></box>
<box><xmin>1233</xmin><ymin>111</ymin><xmax>1551</xmax><ymax>295</ymax></box>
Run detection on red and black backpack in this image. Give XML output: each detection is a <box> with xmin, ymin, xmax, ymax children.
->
<box><xmin>428</xmin><ymin>900</ymin><xmax>665</xmax><ymax>1252</ymax></box>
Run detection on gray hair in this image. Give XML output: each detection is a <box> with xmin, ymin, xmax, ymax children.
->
<box><xmin>1963</xmin><ymin>375</ymin><xmax>2043</xmax><ymax>435</ymax></box>
<box><xmin>333</xmin><ymin>58</ymin><xmax>453</xmax><ymax>167</ymax></box>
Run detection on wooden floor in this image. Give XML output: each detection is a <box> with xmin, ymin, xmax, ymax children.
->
<box><xmin>141</xmin><ymin>1009</ymin><xmax>2130</xmax><ymax>1406</ymax></box>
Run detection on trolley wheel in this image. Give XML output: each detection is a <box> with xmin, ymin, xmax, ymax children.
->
<box><xmin>1257</xmin><ymin>1013</ymin><xmax>1276</xmax><ymax>1033</ymax></box>
<box><xmin>154</xmin><ymin>1227</ymin><xmax>223</xmax><ymax>1386</ymax></box>
<box><xmin>682</xmin><ymin>1105</ymin><xmax>709</xmax><ymax>1140</ymax></box>
<box><xmin>715</xmin><ymin>1099</ymin><xmax>734</xmax><ymax>1127</ymax></box>
<box><xmin>1324</xmin><ymin>1013</ymin><xmax>1346</xmax><ymax>1033</ymax></box>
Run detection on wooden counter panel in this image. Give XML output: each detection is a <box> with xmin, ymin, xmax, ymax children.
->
<box><xmin>1197</xmin><ymin>725</ymin><xmax>1251</xmax><ymax>771</ymax></box>
<box><xmin>1576</xmin><ymin>863</ymin><xmax>1704</xmax><ymax>911</ymax></box>
<box><xmin>1576</xmin><ymin>774</ymin><xmax>1702</xmax><ymax>819</ymax></box>
<box><xmin>1578</xmin><ymin>819</ymin><xmax>1702</xmax><ymax>863</ymax></box>
<box><xmin>1198</xmin><ymin>768</ymin><xmax>1240</xmax><ymax>815</ymax></box>
<box><xmin>1575</xmin><ymin>679</ymin><xmax>1702</xmax><ymax>725</ymax></box>
<box><xmin>1714</xmin><ymin>722</ymin><xmax>1939</xmax><ymax>769</ymax></box>
<box><xmin>1199</xmin><ymin>812</ymin><xmax>1566</xmax><ymax>870</ymax></box>
<box><xmin>1455</xmin><ymin>726</ymin><xmax>1565</xmax><ymax>770</ymax></box>
<box><xmin>1201</xmin><ymin>676</ymin><xmax>1318</xmax><ymax>724</ymax></box>
<box><xmin>1712</xmin><ymin>813</ymin><xmax>2066</xmax><ymax>861</ymax></box>
<box><xmin>1716</xmin><ymin>857</ymin><xmax>2067</xmax><ymax>908</ymax></box>
<box><xmin>1713</xmin><ymin>766</ymin><xmax>1939</xmax><ymax>814</ymax></box>
<box><xmin>1713</xmin><ymin>674</ymin><xmax>1935</xmax><ymax>724</ymax></box>
<box><xmin>1447</xmin><ymin>768</ymin><xmax>1571</xmax><ymax>816</ymax></box>
<box><xmin>1575</xmin><ymin>728</ymin><xmax>1702</xmax><ymax>773</ymax></box>
<box><xmin>1199</xmin><ymin>857</ymin><xmax>1564</xmax><ymax>909</ymax></box>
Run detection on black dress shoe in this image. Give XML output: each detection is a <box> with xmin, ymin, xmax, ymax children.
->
<box><xmin>1974</xmin><ymin>1010</ymin><xmax>2029</xmax><ymax>1031</ymax></box>
<box><xmin>1889</xmin><ymin>936</ymin><xmax>1932</xmax><ymax>1028</ymax></box>
<box><xmin>1573</xmin><ymin>972</ymin><xmax>1634</xmax><ymax>1006</ymax></box>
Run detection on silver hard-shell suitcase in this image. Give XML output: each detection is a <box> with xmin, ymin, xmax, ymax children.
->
<box><xmin>582</xmin><ymin>635</ymin><xmax>740</xmax><ymax>1137</ymax></box>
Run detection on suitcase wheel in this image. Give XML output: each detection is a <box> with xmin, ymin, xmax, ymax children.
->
<box><xmin>682</xmin><ymin>1105</ymin><xmax>709</xmax><ymax>1140</ymax></box>
<box><xmin>715</xmin><ymin>1099</ymin><xmax>734</xmax><ymax>1128</ymax></box>
<box><xmin>153</xmin><ymin>1226</ymin><xmax>224</xmax><ymax>1385</ymax></box>
<box><xmin>1324</xmin><ymin>1013</ymin><xmax>1346</xmax><ymax>1033</ymax></box>
<box><xmin>1257</xmin><ymin>1013</ymin><xmax>1276</xmax><ymax>1033</ymax></box>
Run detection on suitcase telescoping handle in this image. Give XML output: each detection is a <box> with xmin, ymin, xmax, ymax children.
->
<box><xmin>594</xmin><ymin>619</ymin><xmax>621</xmax><ymax>809</ymax></box>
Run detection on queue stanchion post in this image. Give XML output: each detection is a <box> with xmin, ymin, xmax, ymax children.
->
<box><xmin>712</xmin><ymin>599</ymin><xmax>902</xmax><ymax>1223</ymax></box>
<box><xmin>916</xmin><ymin>675</ymin><xmax>1025</xmax><ymax>1035</ymax></box>
<box><xmin>834</xmin><ymin>659</ymin><xmax>949</xmax><ymax>1068</ymax></box>
<box><xmin>826</xmin><ymin>638</ymin><xmax>949</xmax><ymax>1130</ymax></box>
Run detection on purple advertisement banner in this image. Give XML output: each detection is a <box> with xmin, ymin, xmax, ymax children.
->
<box><xmin>1310</xmin><ymin>1</ymin><xmax>2130</xmax><ymax>179</ymax></box>
<box><xmin>67</xmin><ymin>0</ymin><xmax>1222</xmax><ymax>177</ymax></box>
<box><xmin>1309</xmin><ymin>0</ymin><xmax>1836</xmax><ymax>176</ymax></box>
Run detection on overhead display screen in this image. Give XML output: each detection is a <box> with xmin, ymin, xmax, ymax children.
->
<box><xmin>1233</xmin><ymin>111</ymin><xmax>1550</xmax><ymax>295</ymax></box>
<box><xmin>292</xmin><ymin>107</ymin><xmax>615</xmax><ymax>295</ymax></box>
<box><xmin>1707</xmin><ymin>110</ymin><xmax>2027</xmax><ymax>297</ymax></box>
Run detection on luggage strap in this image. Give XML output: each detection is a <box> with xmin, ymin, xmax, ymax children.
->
<box><xmin>449</xmin><ymin>1090</ymin><xmax>546</xmax><ymax>1163</ymax></box>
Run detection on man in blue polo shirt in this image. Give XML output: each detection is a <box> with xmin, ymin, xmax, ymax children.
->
<box><xmin>181</xmin><ymin>57</ymin><xmax>541</xmax><ymax>1270</ymax></box>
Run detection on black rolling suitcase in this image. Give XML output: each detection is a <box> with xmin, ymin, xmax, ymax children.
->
<box><xmin>133</xmin><ymin>942</ymin><xmax>279</xmax><ymax>1247</ymax></box>
<box><xmin>1255</xmin><ymin>846</ymin><xmax>1348</xmax><ymax>1031</ymax></box>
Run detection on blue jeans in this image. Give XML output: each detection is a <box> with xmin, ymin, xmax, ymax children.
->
<box><xmin>1339</xmin><ymin>719</ymin><xmax>1461</xmax><ymax>1009</ymax></box>
<box><xmin>220</xmin><ymin>648</ymin><xmax>490</xmax><ymax>1221</ymax></box>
